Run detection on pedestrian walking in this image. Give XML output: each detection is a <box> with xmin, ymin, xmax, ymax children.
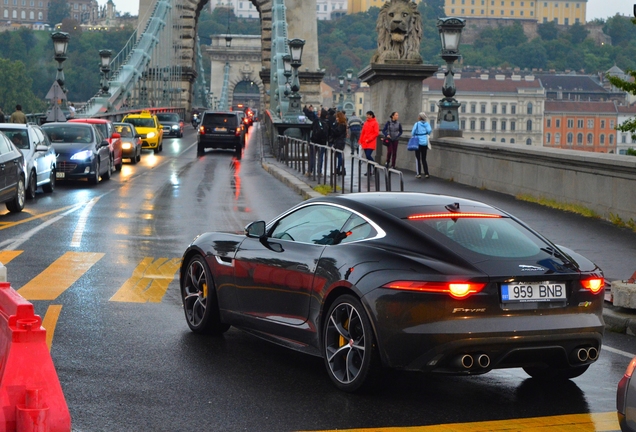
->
<box><xmin>332</xmin><ymin>111</ymin><xmax>348</xmax><ymax>175</ymax></box>
<box><xmin>310</xmin><ymin>108</ymin><xmax>330</xmax><ymax>176</ymax></box>
<box><xmin>412</xmin><ymin>112</ymin><xmax>433</xmax><ymax>179</ymax></box>
<box><xmin>359</xmin><ymin>111</ymin><xmax>379</xmax><ymax>174</ymax></box>
<box><xmin>68</xmin><ymin>103</ymin><xmax>76</xmax><ymax>118</ymax></box>
<box><xmin>382</xmin><ymin>111</ymin><xmax>403</xmax><ymax>169</ymax></box>
<box><xmin>347</xmin><ymin>113</ymin><xmax>363</xmax><ymax>155</ymax></box>
<box><xmin>9</xmin><ymin>104</ymin><xmax>27</xmax><ymax>124</ymax></box>
<box><xmin>0</xmin><ymin>106</ymin><xmax>5</xmax><ymax>122</ymax></box>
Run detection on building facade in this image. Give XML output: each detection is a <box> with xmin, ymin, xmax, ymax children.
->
<box><xmin>544</xmin><ymin>101</ymin><xmax>618</xmax><ymax>153</ymax></box>
<box><xmin>317</xmin><ymin>0</ymin><xmax>347</xmax><ymax>20</ymax></box>
<box><xmin>423</xmin><ymin>73</ymin><xmax>545</xmax><ymax>146</ymax></box>
<box><xmin>1</xmin><ymin>0</ymin><xmax>51</xmax><ymax>26</ymax></box>
<box><xmin>616</xmin><ymin>105</ymin><xmax>636</xmax><ymax>155</ymax></box>
<box><xmin>444</xmin><ymin>0</ymin><xmax>587</xmax><ymax>25</ymax></box>
<box><xmin>209</xmin><ymin>0</ymin><xmax>259</xmax><ymax>19</ymax></box>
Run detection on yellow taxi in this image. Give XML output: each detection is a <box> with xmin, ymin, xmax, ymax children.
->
<box><xmin>121</xmin><ymin>110</ymin><xmax>163</xmax><ymax>153</ymax></box>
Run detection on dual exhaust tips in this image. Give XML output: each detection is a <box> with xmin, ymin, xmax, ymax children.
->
<box><xmin>455</xmin><ymin>353</ymin><xmax>490</xmax><ymax>370</ymax></box>
<box><xmin>575</xmin><ymin>346</ymin><xmax>599</xmax><ymax>362</ymax></box>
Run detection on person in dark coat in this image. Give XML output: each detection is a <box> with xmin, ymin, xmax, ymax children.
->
<box><xmin>332</xmin><ymin>111</ymin><xmax>348</xmax><ymax>175</ymax></box>
<box><xmin>382</xmin><ymin>111</ymin><xmax>403</xmax><ymax>169</ymax></box>
<box><xmin>310</xmin><ymin>108</ymin><xmax>330</xmax><ymax>176</ymax></box>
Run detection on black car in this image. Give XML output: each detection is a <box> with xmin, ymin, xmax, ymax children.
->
<box><xmin>156</xmin><ymin>112</ymin><xmax>183</xmax><ymax>138</ymax></box>
<box><xmin>42</xmin><ymin>123</ymin><xmax>112</xmax><ymax>185</ymax></box>
<box><xmin>0</xmin><ymin>132</ymin><xmax>25</xmax><ymax>213</ymax></box>
<box><xmin>197</xmin><ymin>111</ymin><xmax>244</xmax><ymax>157</ymax></box>
<box><xmin>179</xmin><ymin>192</ymin><xmax>605</xmax><ymax>392</ymax></box>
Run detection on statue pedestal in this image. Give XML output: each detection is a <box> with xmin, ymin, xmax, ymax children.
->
<box><xmin>358</xmin><ymin>63</ymin><xmax>438</xmax><ymax>129</ymax></box>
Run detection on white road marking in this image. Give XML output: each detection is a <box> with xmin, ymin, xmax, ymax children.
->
<box><xmin>603</xmin><ymin>345</ymin><xmax>635</xmax><ymax>359</ymax></box>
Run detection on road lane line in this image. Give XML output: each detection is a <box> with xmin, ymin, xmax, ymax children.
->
<box><xmin>17</xmin><ymin>252</ymin><xmax>104</xmax><ymax>300</ymax></box>
<box><xmin>603</xmin><ymin>345</ymin><xmax>636</xmax><ymax>359</ymax></box>
<box><xmin>307</xmin><ymin>412</ymin><xmax>619</xmax><ymax>431</ymax></box>
<box><xmin>70</xmin><ymin>196</ymin><xmax>101</xmax><ymax>247</ymax></box>
<box><xmin>42</xmin><ymin>304</ymin><xmax>62</xmax><ymax>351</ymax></box>
<box><xmin>110</xmin><ymin>257</ymin><xmax>181</xmax><ymax>303</ymax></box>
<box><xmin>0</xmin><ymin>204</ymin><xmax>82</xmax><ymax>232</ymax></box>
<box><xmin>0</xmin><ymin>250</ymin><xmax>22</xmax><ymax>264</ymax></box>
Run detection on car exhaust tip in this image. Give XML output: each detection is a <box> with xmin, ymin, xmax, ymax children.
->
<box><xmin>576</xmin><ymin>348</ymin><xmax>589</xmax><ymax>362</ymax></box>
<box><xmin>477</xmin><ymin>354</ymin><xmax>490</xmax><ymax>368</ymax></box>
<box><xmin>461</xmin><ymin>354</ymin><xmax>473</xmax><ymax>369</ymax></box>
<box><xmin>587</xmin><ymin>347</ymin><xmax>599</xmax><ymax>361</ymax></box>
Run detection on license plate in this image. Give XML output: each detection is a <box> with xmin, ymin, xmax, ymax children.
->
<box><xmin>501</xmin><ymin>281</ymin><xmax>566</xmax><ymax>302</ymax></box>
<box><xmin>214</xmin><ymin>127</ymin><xmax>227</xmax><ymax>132</ymax></box>
<box><xmin>56</xmin><ymin>172</ymin><xmax>65</xmax><ymax>179</ymax></box>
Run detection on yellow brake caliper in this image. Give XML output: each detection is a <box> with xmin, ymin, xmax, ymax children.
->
<box><xmin>339</xmin><ymin>318</ymin><xmax>349</xmax><ymax>347</ymax></box>
<box><xmin>202</xmin><ymin>282</ymin><xmax>208</xmax><ymax>298</ymax></box>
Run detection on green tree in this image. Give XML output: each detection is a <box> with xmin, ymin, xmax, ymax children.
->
<box><xmin>48</xmin><ymin>0</ymin><xmax>70</xmax><ymax>26</ymax></box>
<box><xmin>608</xmin><ymin>69</ymin><xmax>636</xmax><ymax>140</ymax></box>
<box><xmin>604</xmin><ymin>14</ymin><xmax>636</xmax><ymax>47</ymax></box>
<box><xmin>537</xmin><ymin>21</ymin><xmax>559</xmax><ymax>41</ymax></box>
<box><xmin>0</xmin><ymin>59</ymin><xmax>47</xmax><ymax>113</ymax></box>
<box><xmin>565</xmin><ymin>22</ymin><xmax>590</xmax><ymax>44</ymax></box>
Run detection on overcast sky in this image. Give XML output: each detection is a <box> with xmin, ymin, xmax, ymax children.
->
<box><xmin>103</xmin><ymin>0</ymin><xmax>633</xmax><ymax>22</ymax></box>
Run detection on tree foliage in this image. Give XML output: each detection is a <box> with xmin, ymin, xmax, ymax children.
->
<box><xmin>48</xmin><ymin>0</ymin><xmax>70</xmax><ymax>27</ymax></box>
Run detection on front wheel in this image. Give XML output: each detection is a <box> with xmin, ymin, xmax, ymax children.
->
<box><xmin>26</xmin><ymin>170</ymin><xmax>37</xmax><ymax>199</ymax></box>
<box><xmin>42</xmin><ymin>169</ymin><xmax>55</xmax><ymax>193</ymax></box>
<box><xmin>89</xmin><ymin>161</ymin><xmax>100</xmax><ymax>184</ymax></box>
<box><xmin>102</xmin><ymin>156</ymin><xmax>112</xmax><ymax>180</ymax></box>
<box><xmin>323</xmin><ymin>294</ymin><xmax>381</xmax><ymax>392</ymax></box>
<box><xmin>181</xmin><ymin>255</ymin><xmax>230</xmax><ymax>335</ymax></box>
<box><xmin>523</xmin><ymin>364</ymin><xmax>590</xmax><ymax>380</ymax></box>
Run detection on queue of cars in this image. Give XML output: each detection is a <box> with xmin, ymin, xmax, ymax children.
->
<box><xmin>0</xmin><ymin>110</ymin><xmax>183</xmax><ymax>213</ymax></box>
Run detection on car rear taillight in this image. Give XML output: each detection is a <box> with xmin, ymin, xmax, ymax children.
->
<box><xmin>382</xmin><ymin>281</ymin><xmax>487</xmax><ymax>299</ymax></box>
<box><xmin>235</xmin><ymin>129</ymin><xmax>241</xmax><ymax>137</ymax></box>
<box><xmin>408</xmin><ymin>213</ymin><xmax>502</xmax><ymax>220</ymax></box>
<box><xmin>617</xmin><ymin>357</ymin><xmax>636</xmax><ymax>413</ymax></box>
<box><xmin>581</xmin><ymin>278</ymin><xmax>604</xmax><ymax>294</ymax></box>
<box><xmin>198</xmin><ymin>125</ymin><xmax>205</xmax><ymax>134</ymax></box>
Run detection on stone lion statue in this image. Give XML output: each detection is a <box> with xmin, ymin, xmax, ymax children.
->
<box><xmin>371</xmin><ymin>0</ymin><xmax>423</xmax><ymax>64</ymax></box>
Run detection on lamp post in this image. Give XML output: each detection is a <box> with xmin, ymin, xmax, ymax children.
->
<box><xmin>436</xmin><ymin>17</ymin><xmax>465</xmax><ymax>135</ymax></box>
<box><xmin>282</xmin><ymin>54</ymin><xmax>292</xmax><ymax>97</ymax></box>
<box><xmin>337</xmin><ymin>75</ymin><xmax>345</xmax><ymax>110</ymax></box>
<box><xmin>51</xmin><ymin>32</ymin><xmax>70</xmax><ymax>93</ymax></box>
<box><xmin>343</xmin><ymin>68</ymin><xmax>355</xmax><ymax>116</ymax></box>
<box><xmin>99</xmin><ymin>49</ymin><xmax>112</xmax><ymax>96</ymax></box>
<box><xmin>284</xmin><ymin>38</ymin><xmax>305</xmax><ymax>122</ymax></box>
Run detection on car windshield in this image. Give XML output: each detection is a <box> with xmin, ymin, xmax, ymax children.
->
<box><xmin>0</xmin><ymin>129</ymin><xmax>28</xmax><ymax>150</ymax></box>
<box><xmin>91</xmin><ymin>123</ymin><xmax>108</xmax><ymax>138</ymax></box>
<box><xmin>42</xmin><ymin>125</ymin><xmax>93</xmax><ymax>143</ymax></box>
<box><xmin>114</xmin><ymin>124</ymin><xmax>134</xmax><ymax>138</ymax></box>
<box><xmin>126</xmin><ymin>118</ymin><xmax>155</xmax><ymax>128</ymax></box>
<box><xmin>157</xmin><ymin>114</ymin><xmax>179</xmax><ymax>122</ymax></box>
<box><xmin>202</xmin><ymin>114</ymin><xmax>237</xmax><ymax>127</ymax></box>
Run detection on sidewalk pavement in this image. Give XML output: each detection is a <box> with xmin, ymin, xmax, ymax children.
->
<box><xmin>260</xmin><ymin>148</ymin><xmax>636</xmax><ymax>337</ymax></box>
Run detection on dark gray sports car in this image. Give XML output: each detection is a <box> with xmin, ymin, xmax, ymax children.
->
<box><xmin>180</xmin><ymin>192</ymin><xmax>605</xmax><ymax>392</ymax></box>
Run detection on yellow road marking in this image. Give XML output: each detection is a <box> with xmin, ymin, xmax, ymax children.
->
<box><xmin>0</xmin><ymin>204</ymin><xmax>81</xmax><ymax>231</ymax></box>
<box><xmin>306</xmin><ymin>412</ymin><xmax>619</xmax><ymax>431</ymax></box>
<box><xmin>0</xmin><ymin>250</ymin><xmax>22</xmax><ymax>264</ymax></box>
<box><xmin>42</xmin><ymin>305</ymin><xmax>62</xmax><ymax>351</ymax></box>
<box><xmin>17</xmin><ymin>252</ymin><xmax>104</xmax><ymax>300</ymax></box>
<box><xmin>110</xmin><ymin>257</ymin><xmax>181</xmax><ymax>303</ymax></box>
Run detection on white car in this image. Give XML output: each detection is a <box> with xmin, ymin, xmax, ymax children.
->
<box><xmin>618</xmin><ymin>355</ymin><xmax>636</xmax><ymax>431</ymax></box>
<box><xmin>0</xmin><ymin>123</ymin><xmax>56</xmax><ymax>198</ymax></box>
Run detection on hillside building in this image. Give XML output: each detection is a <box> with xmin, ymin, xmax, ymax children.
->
<box><xmin>444</xmin><ymin>0</ymin><xmax>587</xmax><ymax>25</ymax></box>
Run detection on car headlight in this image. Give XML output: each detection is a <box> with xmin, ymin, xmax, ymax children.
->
<box><xmin>147</xmin><ymin>132</ymin><xmax>156</xmax><ymax>139</ymax></box>
<box><xmin>122</xmin><ymin>143</ymin><xmax>132</xmax><ymax>150</ymax></box>
<box><xmin>171</xmin><ymin>125</ymin><xmax>179</xmax><ymax>130</ymax></box>
<box><xmin>70</xmin><ymin>150</ymin><xmax>93</xmax><ymax>161</ymax></box>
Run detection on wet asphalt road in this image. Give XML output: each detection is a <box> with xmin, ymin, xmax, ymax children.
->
<box><xmin>0</xmin><ymin>124</ymin><xmax>634</xmax><ymax>431</ymax></box>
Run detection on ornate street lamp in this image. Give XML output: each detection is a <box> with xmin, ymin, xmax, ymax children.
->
<box><xmin>284</xmin><ymin>38</ymin><xmax>306</xmax><ymax>121</ymax></box>
<box><xmin>225</xmin><ymin>7</ymin><xmax>232</xmax><ymax>48</ymax></box>
<box><xmin>51</xmin><ymin>31</ymin><xmax>70</xmax><ymax>92</ymax></box>
<box><xmin>338</xmin><ymin>75</ymin><xmax>345</xmax><ymax>109</ymax></box>
<box><xmin>282</xmin><ymin>54</ymin><xmax>292</xmax><ymax>96</ymax></box>
<box><xmin>99</xmin><ymin>49</ymin><xmax>112</xmax><ymax>95</ymax></box>
<box><xmin>436</xmin><ymin>17</ymin><xmax>465</xmax><ymax>134</ymax></box>
<box><xmin>343</xmin><ymin>68</ymin><xmax>355</xmax><ymax>116</ymax></box>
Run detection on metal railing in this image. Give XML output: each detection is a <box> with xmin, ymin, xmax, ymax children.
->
<box><xmin>275</xmin><ymin>135</ymin><xmax>404</xmax><ymax>194</ymax></box>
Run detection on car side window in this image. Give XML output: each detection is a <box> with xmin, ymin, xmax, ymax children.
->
<box><xmin>340</xmin><ymin>214</ymin><xmax>377</xmax><ymax>244</ymax></box>
<box><xmin>33</xmin><ymin>128</ymin><xmax>47</xmax><ymax>147</ymax></box>
<box><xmin>270</xmin><ymin>205</ymin><xmax>352</xmax><ymax>245</ymax></box>
<box><xmin>0</xmin><ymin>134</ymin><xmax>11</xmax><ymax>155</ymax></box>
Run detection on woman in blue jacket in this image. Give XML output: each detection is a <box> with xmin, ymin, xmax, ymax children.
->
<box><xmin>411</xmin><ymin>112</ymin><xmax>432</xmax><ymax>178</ymax></box>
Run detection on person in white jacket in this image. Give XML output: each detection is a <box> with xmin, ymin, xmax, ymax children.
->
<box><xmin>411</xmin><ymin>112</ymin><xmax>432</xmax><ymax>178</ymax></box>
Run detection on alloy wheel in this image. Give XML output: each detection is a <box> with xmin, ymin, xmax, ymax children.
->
<box><xmin>182</xmin><ymin>258</ymin><xmax>208</xmax><ymax>329</ymax></box>
<box><xmin>325</xmin><ymin>300</ymin><xmax>366</xmax><ymax>385</ymax></box>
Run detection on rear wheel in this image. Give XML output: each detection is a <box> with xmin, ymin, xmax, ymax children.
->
<box><xmin>115</xmin><ymin>156</ymin><xmax>123</xmax><ymax>171</ymax></box>
<box><xmin>323</xmin><ymin>295</ymin><xmax>381</xmax><ymax>392</ymax></box>
<box><xmin>89</xmin><ymin>161</ymin><xmax>100</xmax><ymax>184</ymax></box>
<box><xmin>102</xmin><ymin>156</ymin><xmax>112</xmax><ymax>180</ymax></box>
<box><xmin>26</xmin><ymin>170</ymin><xmax>36</xmax><ymax>199</ymax></box>
<box><xmin>6</xmin><ymin>177</ymin><xmax>25</xmax><ymax>213</ymax></box>
<box><xmin>523</xmin><ymin>364</ymin><xmax>590</xmax><ymax>380</ymax></box>
<box><xmin>136</xmin><ymin>148</ymin><xmax>142</xmax><ymax>162</ymax></box>
<box><xmin>42</xmin><ymin>169</ymin><xmax>55</xmax><ymax>193</ymax></box>
<box><xmin>181</xmin><ymin>255</ymin><xmax>230</xmax><ymax>335</ymax></box>
<box><xmin>197</xmin><ymin>143</ymin><xmax>205</xmax><ymax>155</ymax></box>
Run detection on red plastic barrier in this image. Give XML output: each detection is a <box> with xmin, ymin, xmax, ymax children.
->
<box><xmin>0</xmin><ymin>282</ymin><xmax>71</xmax><ymax>432</ymax></box>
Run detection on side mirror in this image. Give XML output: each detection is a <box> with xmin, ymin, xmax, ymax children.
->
<box><xmin>35</xmin><ymin>144</ymin><xmax>48</xmax><ymax>152</ymax></box>
<box><xmin>112</xmin><ymin>132</ymin><xmax>121</xmax><ymax>139</ymax></box>
<box><xmin>245</xmin><ymin>221</ymin><xmax>266</xmax><ymax>238</ymax></box>
<box><xmin>101</xmin><ymin>139</ymin><xmax>109</xmax><ymax>147</ymax></box>
<box><xmin>135</xmin><ymin>134</ymin><xmax>141</xmax><ymax>138</ymax></box>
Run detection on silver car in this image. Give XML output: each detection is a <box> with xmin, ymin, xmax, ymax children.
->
<box><xmin>0</xmin><ymin>123</ymin><xmax>56</xmax><ymax>198</ymax></box>
<box><xmin>618</xmin><ymin>355</ymin><xmax>636</xmax><ymax>431</ymax></box>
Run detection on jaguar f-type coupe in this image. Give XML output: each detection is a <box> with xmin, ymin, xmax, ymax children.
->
<box><xmin>180</xmin><ymin>192</ymin><xmax>605</xmax><ymax>392</ymax></box>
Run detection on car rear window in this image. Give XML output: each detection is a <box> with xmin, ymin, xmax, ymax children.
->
<box><xmin>202</xmin><ymin>114</ymin><xmax>237</xmax><ymax>127</ymax></box>
<box><xmin>157</xmin><ymin>114</ymin><xmax>179</xmax><ymax>122</ymax></box>
<box><xmin>406</xmin><ymin>216</ymin><xmax>542</xmax><ymax>258</ymax></box>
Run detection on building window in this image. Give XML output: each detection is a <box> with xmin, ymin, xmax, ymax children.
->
<box><xmin>567</xmin><ymin>133</ymin><xmax>573</xmax><ymax>144</ymax></box>
<box><xmin>430</xmin><ymin>119</ymin><xmax>435</xmax><ymax>128</ymax></box>
<box><xmin>564</xmin><ymin>18</ymin><xmax>568</xmax><ymax>25</ymax></box>
<box><xmin>461</xmin><ymin>120</ymin><xmax>466</xmax><ymax>129</ymax></box>
<box><xmin>546</xmin><ymin>133</ymin><xmax>551</xmax><ymax>144</ymax></box>
<box><xmin>501</xmin><ymin>120</ymin><xmax>506</xmax><ymax>130</ymax></box>
<box><xmin>577</xmin><ymin>133</ymin><xmax>583</xmax><ymax>145</ymax></box>
<box><xmin>480</xmin><ymin>120</ymin><xmax>486</xmax><ymax>130</ymax></box>
<box><xmin>577</xmin><ymin>119</ymin><xmax>583</xmax><ymax>128</ymax></box>
<box><xmin>511</xmin><ymin>121</ymin><xmax>516</xmax><ymax>131</ymax></box>
<box><xmin>600</xmin><ymin>120</ymin><xmax>605</xmax><ymax>128</ymax></box>
<box><xmin>623</xmin><ymin>134</ymin><xmax>627</xmax><ymax>144</ymax></box>
<box><xmin>29</xmin><ymin>10</ymin><xmax>32</xmax><ymax>18</ymax></box>
<box><xmin>600</xmin><ymin>134</ymin><xmax>605</xmax><ymax>145</ymax></box>
<box><xmin>555</xmin><ymin>133</ymin><xmax>560</xmax><ymax>144</ymax></box>
<box><xmin>430</xmin><ymin>103</ymin><xmax>436</xmax><ymax>112</ymax></box>
<box><xmin>480</xmin><ymin>104</ymin><xmax>486</xmax><ymax>113</ymax></box>
<box><xmin>527</xmin><ymin>120</ymin><xmax>532</xmax><ymax>131</ymax></box>
<box><xmin>492</xmin><ymin>120</ymin><xmax>496</xmax><ymax>130</ymax></box>
<box><xmin>3</xmin><ymin>10</ymin><xmax>6</xmax><ymax>17</ymax></box>
<box><xmin>511</xmin><ymin>138</ymin><xmax>516</xmax><ymax>143</ymax></box>
<box><xmin>587</xmin><ymin>119</ymin><xmax>594</xmax><ymax>128</ymax></box>
<box><xmin>587</xmin><ymin>133</ymin><xmax>593</xmax><ymax>145</ymax></box>
<box><xmin>527</xmin><ymin>102</ymin><xmax>533</xmax><ymax>114</ymax></box>
<box><xmin>471</xmin><ymin>104</ymin><xmax>476</xmax><ymax>113</ymax></box>
<box><xmin>501</xmin><ymin>138</ymin><xmax>506</xmax><ymax>142</ymax></box>
<box><xmin>526</xmin><ymin>138</ymin><xmax>532</xmax><ymax>145</ymax></box>
<box><xmin>501</xmin><ymin>104</ymin><xmax>507</xmax><ymax>114</ymax></box>
<box><xmin>610</xmin><ymin>120</ymin><xmax>615</xmax><ymax>128</ymax></box>
<box><xmin>492</xmin><ymin>104</ymin><xmax>497</xmax><ymax>114</ymax></box>
<box><xmin>470</xmin><ymin>120</ymin><xmax>476</xmax><ymax>130</ymax></box>
<box><xmin>547</xmin><ymin>118</ymin><xmax>551</xmax><ymax>128</ymax></box>
<box><xmin>461</xmin><ymin>104</ymin><xmax>466</xmax><ymax>113</ymax></box>
<box><xmin>511</xmin><ymin>105</ymin><xmax>516</xmax><ymax>114</ymax></box>
<box><xmin>556</xmin><ymin>119</ymin><xmax>560</xmax><ymax>128</ymax></box>
<box><xmin>609</xmin><ymin>134</ymin><xmax>614</xmax><ymax>145</ymax></box>
<box><xmin>567</xmin><ymin>119</ymin><xmax>573</xmax><ymax>128</ymax></box>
